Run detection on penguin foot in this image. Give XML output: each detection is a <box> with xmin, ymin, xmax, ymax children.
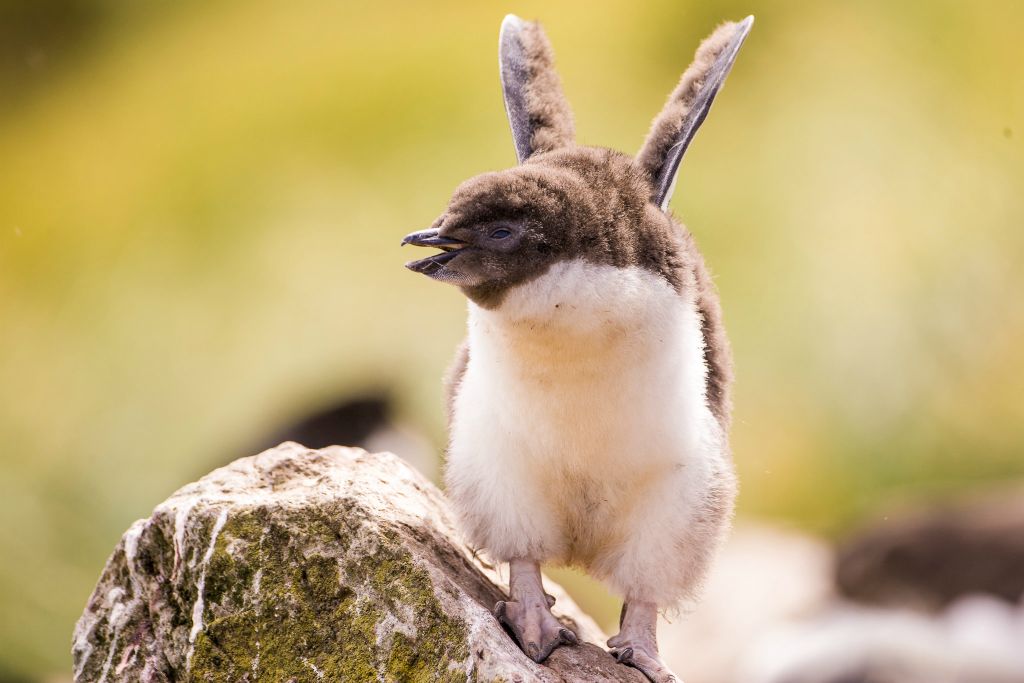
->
<box><xmin>494</xmin><ymin>598</ymin><xmax>578</xmax><ymax>663</ymax></box>
<box><xmin>607</xmin><ymin>639</ymin><xmax>680</xmax><ymax>683</ymax></box>
<box><xmin>608</xmin><ymin>600</ymin><xmax>681</xmax><ymax>683</ymax></box>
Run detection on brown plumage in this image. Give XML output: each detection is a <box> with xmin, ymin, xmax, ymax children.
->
<box><xmin>499</xmin><ymin>16</ymin><xmax>575</xmax><ymax>162</ymax></box>
<box><xmin>637</xmin><ymin>22</ymin><xmax>745</xmax><ymax>194</ymax></box>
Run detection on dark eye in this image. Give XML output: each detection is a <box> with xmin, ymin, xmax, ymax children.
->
<box><xmin>489</xmin><ymin>228</ymin><xmax>512</xmax><ymax>240</ymax></box>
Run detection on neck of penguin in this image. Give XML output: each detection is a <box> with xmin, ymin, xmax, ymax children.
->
<box><xmin>467</xmin><ymin>258</ymin><xmax>704</xmax><ymax>384</ymax></box>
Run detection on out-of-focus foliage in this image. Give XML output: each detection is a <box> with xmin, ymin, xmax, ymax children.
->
<box><xmin>0</xmin><ymin>0</ymin><xmax>1021</xmax><ymax>678</ymax></box>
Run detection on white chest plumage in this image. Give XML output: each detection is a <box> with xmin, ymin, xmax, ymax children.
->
<box><xmin>463</xmin><ymin>259</ymin><xmax>713</xmax><ymax>462</ymax></box>
<box><xmin>445</xmin><ymin>259</ymin><xmax>727</xmax><ymax>592</ymax></box>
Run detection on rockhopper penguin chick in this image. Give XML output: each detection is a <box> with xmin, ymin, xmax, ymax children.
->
<box><xmin>402</xmin><ymin>14</ymin><xmax>753</xmax><ymax>683</ymax></box>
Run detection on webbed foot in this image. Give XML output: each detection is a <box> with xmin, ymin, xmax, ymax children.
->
<box><xmin>495</xmin><ymin>559</ymin><xmax>578</xmax><ymax>663</ymax></box>
<box><xmin>494</xmin><ymin>598</ymin><xmax>577</xmax><ymax>662</ymax></box>
<box><xmin>608</xmin><ymin>601</ymin><xmax>681</xmax><ymax>683</ymax></box>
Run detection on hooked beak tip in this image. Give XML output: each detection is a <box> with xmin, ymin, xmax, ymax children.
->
<box><xmin>401</xmin><ymin>231</ymin><xmax>428</xmax><ymax>246</ymax></box>
<box><xmin>401</xmin><ymin>228</ymin><xmax>466</xmax><ymax>249</ymax></box>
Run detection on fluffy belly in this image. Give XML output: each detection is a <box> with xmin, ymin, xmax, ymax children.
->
<box><xmin>449</xmin><ymin>330</ymin><xmax>715</xmax><ymax>564</ymax></box>
<box><xmin>445</xmin><ymin>261</ymin><xmax>721</xmax><ymax>565</ymax></box>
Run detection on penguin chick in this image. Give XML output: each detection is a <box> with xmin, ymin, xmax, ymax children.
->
<box><xmin>402</xmin><ymin>15</ymin><xmax>753</xmax><ymax>683</ymax></box>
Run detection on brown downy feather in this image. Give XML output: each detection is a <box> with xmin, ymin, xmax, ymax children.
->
<box><xmin>636</xmin><ymin>21</ymin><xmax>744</xmax><ymax>188</ymax></box>
<box><xmin>500</xmin><ymin>18</ymin><xmax>575</xmax><ymax>160</ymax></box>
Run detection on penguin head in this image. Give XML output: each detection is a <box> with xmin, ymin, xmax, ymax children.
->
<box><xmin>404</xmin><ymin>147</ymin><xmax>660</xmax><ymax>307</ymax></box>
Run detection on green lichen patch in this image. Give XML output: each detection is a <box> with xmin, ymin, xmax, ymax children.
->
<box><xmin>187</xmin><ymin>505</ymin><xmax>472</xmax><ymax>682</ymax></box>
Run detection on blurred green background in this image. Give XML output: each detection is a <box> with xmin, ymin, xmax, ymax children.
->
<box><xmin>1</xmin><ymin>0</ymin><xmax>1022</xmax><ymax>679</ymax></box>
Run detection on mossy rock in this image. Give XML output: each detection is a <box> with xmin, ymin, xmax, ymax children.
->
<box><xmin>72</xmin><ymin>443</ymin><xmax>642</xmax><ymax>682</ymax></box>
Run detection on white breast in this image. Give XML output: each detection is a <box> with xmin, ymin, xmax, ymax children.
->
<box><xmin>445</xmin><ymin>259</ymin><xmax>724</xmax><ymax>564</ymax></box>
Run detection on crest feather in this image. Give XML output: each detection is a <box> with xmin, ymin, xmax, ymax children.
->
<box><xmin>499</xmin><ymin>15</ymin><xmax>575</xmax><ymax>163</ymax></box>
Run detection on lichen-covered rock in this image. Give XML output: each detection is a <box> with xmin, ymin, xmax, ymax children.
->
<box><xmin>73</xmin><ymin>443</ymin><xmax>644</xmax><ymax>682</ymax></box>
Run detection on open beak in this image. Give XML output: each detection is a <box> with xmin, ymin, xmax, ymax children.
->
<box><xmin>401</xmin><ymin>228</ymin><xmax>467</xmax><ymax>275</ymax></box>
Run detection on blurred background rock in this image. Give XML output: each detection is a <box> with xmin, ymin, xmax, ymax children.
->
<box><xmin>0</xmin><ymin>0</ymin><xmax>1021</xmax><ymax>681</ymax></box>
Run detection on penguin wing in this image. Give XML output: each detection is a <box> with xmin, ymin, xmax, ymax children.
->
<box><xmin>684</xmin><ymin>251</ymin><xmax>733</xmax><ymax>430</ymax></box>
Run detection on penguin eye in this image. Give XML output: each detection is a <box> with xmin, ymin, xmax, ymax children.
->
<box><xmin>489</xmin><ymin>228</ymin><xmax>512</xmax><ymax>240</ymax></box>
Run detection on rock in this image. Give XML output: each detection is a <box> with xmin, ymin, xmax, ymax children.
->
<box><xmin>836</xmin><ymin>489</ymin><xmax>1024</xmax><ymax>610</ymax></box>
<box><xmin>72</xmin><ymin>443</ymin><xmax>644</xmax><ymax>682</ymax></box>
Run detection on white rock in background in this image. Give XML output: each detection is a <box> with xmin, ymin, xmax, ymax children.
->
<box><xmin>737</xmin><ymin>595</ymin><xmax>1024</xmax><ymax>683</ymax></box>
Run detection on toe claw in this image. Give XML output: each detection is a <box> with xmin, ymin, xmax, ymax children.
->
<box><xmin>545</xmin><ymin>593</ymin><xmax>556</xmax><ymax>608</ymax></box>
<box><xmin>609</xmin><ymin>642</ymin><xmax>680</xmax><ymax>683</ymax></box>
<box><xmin>559</xmin><ymin>627</ymin><xmax>578</xmax><ymax>645</ymax></box>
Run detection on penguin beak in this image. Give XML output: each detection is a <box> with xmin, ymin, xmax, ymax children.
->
<box><xmin>401</xmin><ymin>229</ymin><xmax>467</xmax><ymax>275</ymax></box>
<box><xmin>401</xmin><ymin>228</ymin><xmax>464</xmax><ymax>248</ymax></box>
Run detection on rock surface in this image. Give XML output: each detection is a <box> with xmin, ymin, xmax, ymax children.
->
<box><xmin>72</xmin><ymin>442</ymin><xmax>644</xmax><ymax>682</ymax></box>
